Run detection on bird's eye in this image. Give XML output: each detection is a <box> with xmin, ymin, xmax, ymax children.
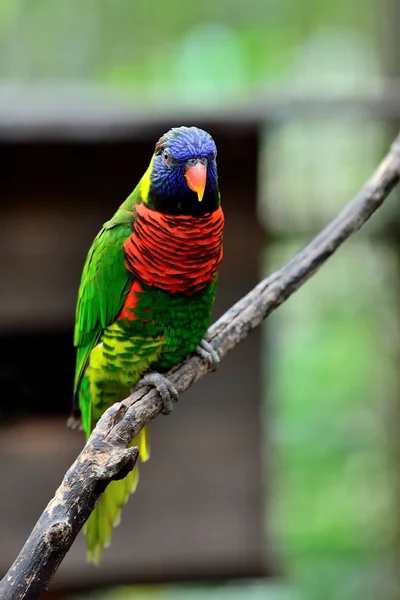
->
<box><xmin>163</xmin><ymin>149</ymin><xmax>171</xmax><ymax>164</ymax></box>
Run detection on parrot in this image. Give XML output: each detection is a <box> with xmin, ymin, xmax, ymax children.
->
<box><xmin>73</xmin><ymin>126</ymin><xmax>224</xmax><ymax>563</ymax></box>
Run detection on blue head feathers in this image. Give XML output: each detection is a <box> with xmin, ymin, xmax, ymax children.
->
<box><xmin>148</xmin><ymin>126</ymin><xmax>220</xmax><ymax>215</ymax></box>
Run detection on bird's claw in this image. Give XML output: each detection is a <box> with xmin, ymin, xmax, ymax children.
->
<box><xmin>136</xmin><ymin>371</ymin><xmax>179</xmax><ymax>415</ymax></box>
<box><xmin>196</xmin><ymin>338</ymin><xmax>220</xmax><ymax>371</ymax></box>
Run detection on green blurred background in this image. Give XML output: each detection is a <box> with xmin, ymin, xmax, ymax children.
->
<box><xmin>1</xmin><ymin>1</ymin><xmax>400</xmax><ymax>599</ymax></box>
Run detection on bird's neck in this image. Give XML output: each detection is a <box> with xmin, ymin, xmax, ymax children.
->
<box><xmin>124</xmin><ymin>203</ymin><xmax>224</xmax><ymax>295</ymax></box>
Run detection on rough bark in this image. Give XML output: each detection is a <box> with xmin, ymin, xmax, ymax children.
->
<box><xmin>1</xmin><ymin>134</ymin><xmax>400</xmax><ymax>599</ymax></box>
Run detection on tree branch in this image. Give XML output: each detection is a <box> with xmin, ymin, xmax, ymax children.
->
<box><xmin>2</xmin><ymin>134</ymin><xmax>400</xmax><ymax>600</ymax></box>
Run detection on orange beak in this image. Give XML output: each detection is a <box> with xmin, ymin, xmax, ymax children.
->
<box><xmin>185</xmin><ymin>162</ymin><xmax>207</xmax><ymax>201</ymax></box>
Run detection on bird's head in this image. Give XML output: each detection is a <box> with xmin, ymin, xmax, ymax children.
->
<box><xmin>141</xmin><ymin>126</ymin><xmax>220</xmax><ymax>215</ymax></box>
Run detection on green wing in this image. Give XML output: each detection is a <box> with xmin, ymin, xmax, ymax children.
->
<box><xmin>73</xmin><ymin>219</ymin><xmax>132</xmax><ymax>397</ymax></box>
<box><xmin>73</xmin><ymin>185</ymin><xmax>143</xmax><ymax>402</ymax></box>
<box><xmin>72</xmin><ymin>173</ymin><xmax>149</xmax><ymax>425</ymax></box>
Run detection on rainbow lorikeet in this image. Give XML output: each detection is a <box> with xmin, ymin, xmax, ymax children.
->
<box><xmin>73</xmin><ymin>126</ymin><xmax>224</xmax><ymax>563</ymax></box>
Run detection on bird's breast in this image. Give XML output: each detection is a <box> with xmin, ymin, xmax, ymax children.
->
<box><xmin>124</xmin><ymin>203</ymin><xmax>224</xmax><ymax>295</ymax></box>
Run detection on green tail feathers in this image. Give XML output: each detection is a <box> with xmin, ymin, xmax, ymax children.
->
<box><xmin>85</xmin><ymin>428</ymin><xmax>150</xmax><ymax>564</ymax></box>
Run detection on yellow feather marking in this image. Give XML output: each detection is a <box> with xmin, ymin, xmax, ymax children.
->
<box><xmin>140</xmin><ymin>155</ymin><xmax>154</xmax><ymax>203</ymax></box>
<box><xmin>136</xmin><ymin>425</ymin><xmax>150</xmax><ymax>462</ymax></box>
<box><xmin>89</xmin><ymin>342</ymin><xmax>104</xmax><ymax>369</ymax></box>
<box><xmin>87</xmin><ymin>327</ymin><xmax>164</xmax><ymax>414</ymax></box>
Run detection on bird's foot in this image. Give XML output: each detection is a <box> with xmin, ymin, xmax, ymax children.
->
<box><xmin>135</xmin><ymin>371</ymin><xmax>179</xmax><ymax>415</ymax></box>
<box><xmin>195</xmin><ymin>338</ymin><xmax>220</xmax><ymax>371</ymax></box>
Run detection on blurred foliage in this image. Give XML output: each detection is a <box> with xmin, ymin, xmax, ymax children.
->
<box><xmin>259</xmin><ymin>120</ymin><xmax>391</xmax><ymax>234</ymax></box>
<box><xmin>0</xmin><ymin>0</ymin><xmax>382</xmax><ymax>107</ymax></box>
<box><xmin>264</xmin><ymin>239</ymin><xmax>400</xmax><ymax>599</ymax></box>
<box><xmin>71</xmin><ymin>581</ymin><xmax>299</xmax><ymax>600</ymax></box>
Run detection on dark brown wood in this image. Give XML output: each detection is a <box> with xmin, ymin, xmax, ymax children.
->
<box><xmin>1</xmin><ymin>132</ymin><xmax>400</xmax><ymax>600</ymax></box>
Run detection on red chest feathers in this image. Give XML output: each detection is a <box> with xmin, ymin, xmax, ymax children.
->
<box><xmin>124</xmin><ymin>203</ymin><xmax>224</xmax><ymax>295</ymax></box>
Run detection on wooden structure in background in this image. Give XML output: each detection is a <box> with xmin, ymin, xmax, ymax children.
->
<box><xmin>0</xmin><ymin>123</ymin><xmax>267</xmax><ymax>595</ymax></box>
